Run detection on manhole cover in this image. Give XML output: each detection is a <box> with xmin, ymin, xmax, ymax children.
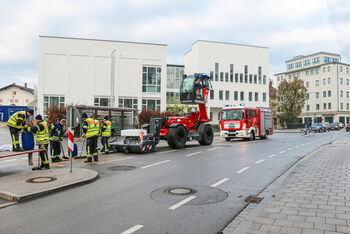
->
<box><xmin>165</xmin><ymin>187</ymin><xmax>197</xmax><ymax>196</ymax></box>
<box><xmin>26</xmin><ymin>177</ymin><xmax>57</xmax><ymax>183</ymax></box>
<box><xmin>108</xmin><ymin>165</ymin><xmax>136</xmax><ymax>171</ymax></box>
<box><xmin>245</xmin><ymin>195</ymin><xmax>263</xmax><ymax>204</ymax></box>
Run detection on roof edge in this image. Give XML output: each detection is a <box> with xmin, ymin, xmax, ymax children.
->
<box><xmin>192</xmin><ymin>40</ymin><xmax>269</xmax><ymax>49</ymax></box>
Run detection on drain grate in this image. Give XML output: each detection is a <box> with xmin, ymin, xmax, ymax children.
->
<box><xmin>26</xmin><ymin>177</ymin><xmax>57</xmax><ymax>183</ymax></box>
<box><xmin>165</xmin><ymin>187</ymin><xmax>197</xmax><ymax>196</ymax></box>
<box><xmin>108</xmin><ymin>165</ymin><xmax>136</xmax><ymax>171</ymax></box>
<box><xmin>245</xmin><ymin>195</ymin><xmax>263</xmax><ymax>204</ymax></box>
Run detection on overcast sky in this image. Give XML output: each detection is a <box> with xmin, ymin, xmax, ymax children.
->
<box><xmin>0</xmin><ymin>0</ymin><xmax>349</xmax><ymax>88</ymax></box>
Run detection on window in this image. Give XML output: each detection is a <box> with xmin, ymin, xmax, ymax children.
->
<box><xmin>263</xmin><ymin>93</ymin><xmax>267</xmax><ymax>102</ymax></box>
<box><xmin>347</xmin><ymin>79</ymin><xmax>349</xmax><ymax>85</ymax></box>
<box><xmin>240</xmin><ymin>74</ymin><xmax>243</xmax><ymax>83</ymax></box>
<box><xmin>347</xmin><ymin>103</ymin><xmax>350</xmax><ymax>110</ymax></box>
<box><xmin>315</xmin><ymin>68</ymin><xmax>319</xmax><ymax>75</ymax></box>
<box><xmin>94</xmin><ymin>97</ymin><xmax>110</xmax><ymax>107</ymax></box>
<box><xmin>225</xmin><ymin>72</ymin><xmax>229</xmax><ymax>82</ymax></box>
<box><xmin>254</xmin><ymin>92</ymin><xmax>258</xmax><ymax>101</ymax></box>
<box><xmin>306</xmin><ymin>105</ymin><xmax>310</xmax><ymax>111</ymax></box>
<box><xmin>327</xmin><ymin>66</ymin><xmax>331</xmax><ymax>72</ymax></box>
<box><xmin>323</xmin><ymin>79</ymin><xmax>326</xmax><ymax>85</ymax></box>
<box><xmin>210</xmin><ymin>90</ymin><xmax>214</xmax><ymax>100</ymax></box>
<box><xmin>245</xmin><ymin>65</ymin><xmax>248</xmax><ymax>73</ymax></box>
<box><xmin>219</xmin><ymin>90</ymin><xmax>223</xmax><ymax>100</ymax></box>
<box><xmin>230</xmin><ymin>64</ymin><xmax>234</xmax><ymax>82</ymax></box>
<box><xmin>220</xmin><ymin>72</ymin><xmax>224</xmax><ymax>82</ymax></box>
<box><xmin>312</xmin><ymin>57</ymin><xmax>320</xmax><ymax>64</ymax></box>
<box><xmin>10</xmin><ymin>99</ymin><xmax>14</xmax><ymax>103</ymax></box>
<box><xmin>340</xmin><ymin>91</ymin><xmax>343</xmax><ymax>97</ymax></box>
<box><xmin>316</xmin><ymin>92</ymin><xmax>319</xmax><ymax>99</ymax></box>
<box><xmin>15</xmin><ymin>99</ymin><xmax>18</xmax><ymax>103</ymax></box>
<box><xmin>263</xmin><ymin>75</ymin><xmax>266</xmax><ymax>84</ymax></box>
<box><xmin>225</xmin><ymin>91</ymin><xmax>230</xmax><ymax>100</ymax></box>
<box><xmin>0</xmin><ymin>99</ymin><xmax>3</xmax><ymax>103</ymax></box>
<box><xmin>304</xmin><ymin>59</ymin><xmax>310</xmax><ymax>66</ymax></box>
<box><xmin>166</xmin><ymin>92</ymin><xmax>179</xmax><ymax>105</ymax></box>
<box><xmin>340</xmin><ymin>78</ymin><xmax>343</xmax><ymax>85</ymax></box>
<box><xmin>340</xmin><ymin>103</ymin><xmax>344</xmax><ymax>110</ymax></box>
<box><xmin>340</xmin><ymin>66</ymin><xmax>343</xmax><ymax>72</ymax></box>
<box><xmin>142</xmin><ymin>66</ymin><xmax>161</xmax><ymax>93</ymax></box>
<box><xmin>119</xmin><ymin>98</ymin><xmax>138</xmax><ymax>108</ymax></box>
<box><xmin>254</xmin><ymin>75</ymin><xmax>257</xmax><ymax>84</ymax></box>
<box><xmin>142</xmin><ymin>99</ymin><xmax>160</xmax><ymax>111</ymax></box>
<box><xmin>323</xmin><ymin>91</ymin><xmax>326</xmax><ymax>97</ymax></box>
<box><xmin>306</xmin><ymin>82</ymin><xmax>309</xmax><ymax>88</ymax></box>
<box><xmin>234</xmin><ymin>91</ymin><xmax>238</xmax><ymax>101</ymax></box>
<box><xmin>13</xmin><ymin>91</ymin><xmax>16</xmax><ymax>95</ymax></box>
<box><xmin>347</xmin><ymin>91</ymin><xmax>349</xmax><ymax>98</ymax></box>
<box><xmin>324</xmin><ymin>57</ymin><xmax>330</xmax><ymax>63</ymax></box>
<box><xmin>323</xmin><ymin>103</ymin><xmax>326</xmax><ymax>110</ymax></box>
<box><xmin>167</xmin><ymin>66</ymin><xmax>184</xmax><ymax>89</ymax></box>
<box><xmin>306</xmin><ymin>71</ymin><xmax>309</xmax><ymax>76</ymax></box>
<box><xmin>235</xmin><ymin>73</ymin><xmax>238</xmax><ymax>82</ymax></box>
<box><xmin>215</xmin><ymin>63</ymin><xmax>219</xmax><ymax>81</ymax></box>
<box><xmin>316</xmin><ymin>104</ymin><xmax>320</xmax><ymax>110</ymax></box>
<box><xmin>347</xmin><ymin>67</ymin><xmax>349</xmax><ymax>74</ymax></box>
<box><xmin>311</xmin><ymin>70</ymin><xmax>314</xmax><ymax>75</ymax></box>
<box><xmin>249</xmin><ymin>92</ymin><xmax>253</xmax><ymax>101</ymax></box>
<box><xmin>306</xmin><ymin>93</ymin><xmax>310</xmax><ymax>99</ymax></box>
<box><xmin>328</xmin><ymin>91</ymin><xmax>331</xmax><ymax>97</ymax></box>
<box><xmin>249</xmin><ymin>74</ymin><xmax>252</xmax><ymax>83</ymax></box>
<box><xmin>328</xmin><ymin>103</ymin><xmax>331</xmax><ymax>109</ymax></box>
<box><xmin>25</xmin><ymin>99</ymin><xmax>29</xmax><ymax>103</ymax></box>
<box><xmin>287</xmin><ymin>64</ymin><xmax>294</xmax><ymax>70</ymax></box>
<box><xmin>328</xmin><ymin>78</ymin><xmax>331</xmax><ymax>84</ymax></box>
<box><xmin>210</xmin><ymin>71</ymin><xmax>214</xmax><ymax>81</ymax></box>
<box><xmin>44</xmin><ymin>96</ymin><xmax>65</xmax><ymax>112</ymax></box>
<box><xmin>240</xmin><ymin>91</ymin><xmax>244</xmax><ymax>101</ymax></box>
<box><xmin>244</xmin><ymin>75</ymin><xmax>248</xmax><ymax>83</ymax></box>
<box><xmin>323</xmin><ymin>67</ymin><xmax>326</xmax><ymax>72</ymax></box>
<box><xmin>316</xmin><ymin>80</ymin><xmax>319</xmax><ymax>86</ymax></box>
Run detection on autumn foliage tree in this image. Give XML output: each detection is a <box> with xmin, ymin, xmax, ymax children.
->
<box><xmin>137</xmin><ymin>109</ymin><xmax>175</xmax><ymax>127</ymax></box>
<box><xmin>273</xmin><ymin>77</ymin><xmax>307</xmax><ymax>123</ymax></box>
<box><xmin>45</xmin><ymin>106</ymin><xmax>66</xmax><ymax>124</ymax></box>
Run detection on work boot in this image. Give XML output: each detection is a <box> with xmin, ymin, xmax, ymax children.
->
<box><xmin>84</xmin><ymin>157</ymin><xmax>92</xmax><ymax>163</ymax></box>
<box><xmin>93</xmin><ymin>155</ymin><xmax>99</xmax><ymax>162</ymax></box>
<box><xmin>32</xmin><ymin>164</ymin><xmax>45</xmax><ymax>170</ymax></box>
<box><xmin>43</xmin><ymin>164</ymin><xmax>50</xmax><ymax>170</ymax></box>
<box><xmin>51</xmin><ymin>158</ymin><xmax>59</xmax><ymax>163</ymax></box>
<box><xmin>62</xmin><ymin>156</ymin><xmax>69</xmax><ymax>160</ymax></box>
<box><xmin>56</xmin><ymin>158</ymin><xmax>62</xmax><ymax>162</ymax></box>
<box><xmin>14</xmin><ymin>148</ymin><xmax>24</xmax><ymax>152</ymax></box>
<box><xmin>104</xmin><ymin>151</ymin><xmax>109</xmax><ymax>155</ymax></box>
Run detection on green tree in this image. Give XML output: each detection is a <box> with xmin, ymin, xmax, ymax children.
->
<box><xmin>274</xmin><ymin>77</ymin><xmax>307</xmax><ymax>123</ymax></box>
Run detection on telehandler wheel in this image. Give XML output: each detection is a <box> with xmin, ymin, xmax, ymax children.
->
<box><xmin>225</xmin><ymin>137</ymin><xmax>231</xmax><ymax>141</ymax></box>
<box><xmin>167</xmin><ymin>126</ymin><xmax>187</xmax><ymax>149</ymax></box>
<box><xmin>199</xmin><ymin>125</ymin><xmax>214</xmax><ymax>145</ymax></box>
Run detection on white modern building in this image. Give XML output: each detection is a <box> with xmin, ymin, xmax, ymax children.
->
<box><xmin>184</xmin><ymin>40</ymin><xmax>269</xmax><ymax>123</ymax></box>
<box><xmin>275</xmin><ymin>52</ymin><xmax>350</xmax><ymax>124</ymax></box>
<box><xmin>0</xmin><ymin>83</ymin><xmax>34</xmax><ymax>106</ymax></box>
<box><xmin>38</xmin><ymin>36</ymin><xmax>167</xmax><ymax>115</ymax></box>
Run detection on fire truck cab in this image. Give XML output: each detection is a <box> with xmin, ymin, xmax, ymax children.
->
<box><xmin>219</xmin><ymin>106</ymin><xmax>273</xmax><ymax>141</ymax></box>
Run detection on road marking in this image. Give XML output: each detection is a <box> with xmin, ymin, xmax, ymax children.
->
<box><xmin>96</xmin><ymin>157</ymin><xmax>135</xmax><ymax>165</ymax></box>
<box><xmin>156</xmin><ymin>150</ymin><xmax>177</xmax><ymax>155</ymax></box>
<box><xmin>142</xmin><ymin>160</ymin><xmax>170</xmax><ymax>169</ymax></box>
<box><xmin>255</xmin><ymin>159</ymin><xmax>265</xmax><ymax>164</ymax></box>
<box><xmin>186</xmin><ymin>151</ymin><xmax>202</xmax><ymax>157</ymax></box>
<box><xmin>4</xmin><ymin>159</ymin><xmax>18</xmax><ymax>162</ymax></box>
<box><xmin>236</xmin><ymin>167</ymin><xmax>250</xmax><ymax>173</ymax></box>
<box><xmin>279</xmin><ymin>150</ymin><xmax>286</xmax><ymax>154</ymax></box>
<box><xmin>268</xmin><ymin>154</ymin><xmax>276</xmax><ymax>158</ymax></box>
<box><xmin>288</xmin><ymin>148</ymin><xmax>293</xmax><ymax>151</ymax></box>
<box><xmin>208</xmin><ymin>147</ymin><xmax>223</xmax><ymax>151</ymax></box>
<box><xmin>295</xmin><ymin>146</ymin><xmax>299</xmax><ymax>148</ymax></box>
<box><xmin>20</xmin><ymin>158</ymin><xmax>28</xmax><ymax>160</ymax></box>
<box><xmin>120</xmin><ymin>224</ymin><xmax>144</xmax><ymax>234</ymax></box>
<box><xmin>211</xmin><ymin>178</ymin><xmax>229</xmax><ymax>187</ymax></box>
<box><xmin>0</xmin><ymin>163</ymin><xmax>18</xmax><ymax>168</ymax></box>
<box><xmin>301</xmin><ymin>144</ymin><xmax>305</xmax><ymax>146</ymax></box>
<box><xmin>169</xmin><ymin>195</ymin><xmax>196</xmax><ymax>210</ymax></box>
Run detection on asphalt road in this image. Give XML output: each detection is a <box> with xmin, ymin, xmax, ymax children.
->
<box><xmin>0</xmin><ymin>129</ymin><xmax>348</xmax><ymax>234</ymax></box>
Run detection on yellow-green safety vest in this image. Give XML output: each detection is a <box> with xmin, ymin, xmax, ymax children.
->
<box><xmin>94</xmin><ymin>119</ymin><xmax>100</xmax><ymax>136</ymax></box>
<box><xmin>7</xmin><ymin>111</ymin><xmax>26</xmax><ymax>129</ymax></box>
<box><xmin>84</xmin><ymin>118</ymin><xmax>96</xmax><ymax>138</ymax></box>
<box><xmin>36</xmin><ymin>121</ymin><xmax>49</xmax><ymax>145</ymax></box>
<box><xmin>102</xmin><ymin>120</ymin><xmax>112</xmax><ymax>137</ymax></box>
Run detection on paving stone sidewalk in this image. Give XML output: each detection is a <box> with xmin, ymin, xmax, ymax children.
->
<box><xmin>224</xmin><ymin>136</ymin><xmax>350</xmax><ymax>234</ymax></box>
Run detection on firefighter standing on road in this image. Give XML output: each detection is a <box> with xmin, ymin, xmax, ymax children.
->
<box><xmin>100</xmin><ymin>116</ymin><xmax>112</xmax><ymax>154</ymax></box>
<box><xmin>26</xmin><ymin>114</ymin><xmax>50</xmax><ymax>170</ymax></box>
<box><xmin>81</xmin><ymin>113</ymin><xmax>98</xmax><ymax>163</ymax></box>
<box><xmin>49</xmin><ymin>119</ymin><xmax>66</xmax><ymax>162</ymax></box>
<box><xmin>94</xmin><ymin>116</ymin><xmax>100</xmax><ymax>153</ymax></box>
<box><xmin>7</xmin><ymin>109</ymin><xmax>34</xmax><ymax>151</ymax></box>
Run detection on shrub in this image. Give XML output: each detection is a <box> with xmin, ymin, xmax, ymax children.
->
<box><xmin>45</xmin><ymin>105</ymin><xmax>66</xmax><ymax>124</ymax></box>
<box><xmin>138</xmin><ymin>109</ymin><xmax>177</xmax><ymax>127</ymax></box>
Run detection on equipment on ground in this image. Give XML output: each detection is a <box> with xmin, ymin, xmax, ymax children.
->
<box><xmin>219</xmin><ymin>106</ymin><xmax>273</xmax><ymax>141</ymax></box>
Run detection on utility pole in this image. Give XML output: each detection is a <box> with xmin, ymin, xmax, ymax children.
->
<box><xmin>110</xmin><ymin>50</ymin><xmax>116</xmax><ymax>108</ymax></box>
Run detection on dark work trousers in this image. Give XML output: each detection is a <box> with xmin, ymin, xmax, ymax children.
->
<box><xmin>101</xmin><ymin>137</ymin><xmax>109</xmax><ymax>153</ymax></box>
<box><xmin>86</xmin><ymin>137</ymin><xmax>98</xmax><ymax>158</ymax></box>
<box><xmin>50</xmin><ymin>140</ymin><xmax>61</xmax><ymax>159</ymax></box>
<box><xmin>9</xmin><ymin>127</ymin><xmax>20</xmax><ymax>151</ymax></box>
<box><xmin>39</xmin><ymin>144</ymin><xmax>49</xmax><ymax>165</ymax></box>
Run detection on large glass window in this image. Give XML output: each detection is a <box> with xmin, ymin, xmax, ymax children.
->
<box><xmin>166</xmin><ymin>92</ymin><xmax>179</xmax><ymax>105</ymax></box>
<box><xmin>263</xmin><ymin>75</ymin><xmax>266</xmax><ymax>84</ymax></box>
<box><xmin>215</xmin><ymin>63</ymin><xmax>219</xmax><ymax>81</ymax></box>
<box><xmin>255</xmin><ymin>92</ymin><xmax>258</xmax><ymax>101</ymax></box>
<box><xmin>142</xmin><ymin>66</ymin><xmax>161</xmax><ymax>93</ymax></box>
<box><xmin>263</xmin><ymin>93</ymin><xmax>267</xmax><ymax>102</ymax></box>
<box><xmin>230</xmin><ymin>64</ymin><xmax>234</xmax><ymax>82</ymax></box>
<box><xmin>240</xmin><ymin>91</ymin><xmax>244</xmax><ymax>101</ymax></box>
<box><xmin>249</xmin><ymin>92</ymin><xmax>253</xmax><ymax>101</ymax></box>
<box><xmin>254</xmin><ymin>75</ymin><xmax>257</xmax><ymax>84</ymax></box>
<box><xmin>94</xmin><ymin>97</ymin><xmax>110</xmax><ymax>107</ymax></box>
<box><xmin>225</xmin><ymin>72</ymin><xmax>229</xmax><ymax>82</ymax></box>
<box><xmin>219</xmin><ymin>90</ymin><xmax>223</xmax><ymax>100</ymax></box>
<box><xmin>240</xmin><ymin>74</ymin><xmax>243</xmax><ymax>83</ymax></box>
<box><xmin>234</xmin><ymin>91</ymin><xmax>238</xmax><ymax>101</ymax></box>
<box><xmin>235</xmin><ymin>73</ymin><xmax>238</xmax><ymax>82</ymax></box>
<box><xmin>166</xmin><ymin>66</ymin><xmax>183</xmax><ymax>89</ymax></box>
<box><xmin>142</xmin><ymin>99</ymin><xmax>160</xmax><ymax>111</ymax></box>
<box><xmin>225</xmin><ymin>91</ymin><xmax>230</xmax><ymax>100</ymax></box>
<box><xmin>44</xmin><ymin>96</ymin><xmax>65</xmax><ymax>113</ymax></box>
<box><xmin>119</xmin><ymin>98</ymin><xmax>138</xmax><ymax>109</ymax></box>
<box><xmin>220</xmin><ymin>72</ymin><xmax>224</xmax><ymax>82</ymax></box>
<box><xmin>210</xmin><ymin>90</ymin><xmax>214</xmax><ymax>100</ymax></box>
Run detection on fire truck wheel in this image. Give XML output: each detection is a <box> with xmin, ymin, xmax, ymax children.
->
<box><xmin>225</xmin><ymin>138</ymin><xmax>231</xmax><ymax>141</ymax></box>
<box><xmin>199</xmin><ymin>125</ymin><xmax>214</xmax><ymax>145</ymax></box>
<box><xmin>249</xmin><ymin>131</ymin><xmax>255</xmax><ymax>141</ymax></box>
<box><xmin>167</xmin><ymin>126</ymin><xmax>187</xmax><ymax>149</ymax></box>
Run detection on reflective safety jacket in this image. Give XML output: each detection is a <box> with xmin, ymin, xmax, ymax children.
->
<box><xmin>94</xmin><ymin>119</ymin><xmax>100</xmax><ymax>136</ymax></box>
<box><xmin>101</xmin><ymin>120</ymin><xmax>112</xmax><ymax>137</ymax></box>
<box><xmin>28</xmin><ymin>120</ymin><xmax>49</xmax><ymax>145</ymax></box>
<box><xmin>50</xmin><ymin>122</ymin><xmax>64</xmax><ymax>142</ymax></box>
<box><xmin>83</xmin><ymin>118</ymin><xmax>96</xmax><ymax>138</ymax></box>
<box><xmin>7</xmin><ymin>111</ymin><xmax>27</xmax><ymax>129</ymax></box>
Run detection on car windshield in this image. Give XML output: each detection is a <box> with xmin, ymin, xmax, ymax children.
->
<box><xmin>221</xmin><ymin>109</ymin><xmax>244</xmax><ymax>120</ymax></box>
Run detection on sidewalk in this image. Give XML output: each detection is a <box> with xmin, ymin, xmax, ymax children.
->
<box><xmin>224</xmin><ymin>135</ymin><xmax>350</xmax><ymax>234</ymax></box>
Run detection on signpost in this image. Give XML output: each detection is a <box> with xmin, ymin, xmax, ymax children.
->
<box><xmin>66</xmin><ymin>107</ymin><xmax>81</xmax><ymax>172</ymax></box>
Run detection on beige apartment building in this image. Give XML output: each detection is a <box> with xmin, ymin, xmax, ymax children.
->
<box><xmin>275</xmin><ymin>52</ymin><xmax>350</xmax><ymax>124</ymax></box>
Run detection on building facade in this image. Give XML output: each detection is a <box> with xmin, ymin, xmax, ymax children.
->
<box><xmin>38</xmin><ymin>36</ymin><xmax>167</xmax><ymax>115</ymax></box>
<box><xmin>275</xmin><ymin>52</ymin><xmax>350</xmax><ymax>124</ymax></box>
<box><xmin>166</xmin><ymin>64</ymin><xmax>184</xmax><ymax>107</ymax></box>
<box><xmin>0</xmin><ymin>83</ymin><xmax>34</xmax><ymax>106</ymax></box>
<box><xmin>184</xmin><ymin>40</ymin><xmax>269</xmax><ymax>123</ymax></box>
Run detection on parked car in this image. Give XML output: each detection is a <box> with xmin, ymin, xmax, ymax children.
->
<box><xmin>322</xmin><ymin>122</ymin><xmax>330</xmax><ymax>131</ymax></box>
<box><xmin>339</xmin><ymin>122</ymin><xmax>345</xmax><ymax>128</ymax></box>
<box><xmin>330</xmin><ymin>122</ymin><xmax>340</xmax><ymax>130</ymax></box>
<box><xmin>346</xmin><ymin>123</ymin><xmax>350</xmax><ymax>132</ymax></box>
<box><xmin>311</xmin><ymin>123</ymin><xmax>326</xmax><ymax>132</ymax></box>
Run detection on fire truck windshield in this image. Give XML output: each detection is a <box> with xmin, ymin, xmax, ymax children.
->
<box><xmin>221</xmin><ymin>109</ymin><xmax>244</xmax><ymax>120</ymax></box>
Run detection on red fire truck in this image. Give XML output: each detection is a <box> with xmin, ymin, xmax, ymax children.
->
<box><xmin>219</xmin><ymin>106</ymin><xmax>273</xmax><ymax>141</ymax></box>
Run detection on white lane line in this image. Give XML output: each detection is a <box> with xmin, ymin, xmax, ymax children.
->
<box><xmin>186</xmin><ymin>151</ymin><xmax>202</xmax><ymax>157</ymax></box>
<box><xmin>279</xmin><ymin>150</ymin><xmax>286</xmax><ymax>154</ymax></box>
<box><xmin>141</xmin><ymin>160</ymin><xmax>170</xmax><ymax>169</ymax></box>
<box><xmin>295</xmin><ymin>146</ymin><xmax>299</xmax><ymax>148</ymax></box>
<box><xmin>288</xmin><ymin>148</ymin><xmax>293</xmax><ymax>151</ymax></box>
<box><xmin>236</xmin><ymin>167</ymin><xmax>250</xmax><ymax>173</ymax></box>
<box><xmin>156</xmin><ymin>150</ymin><xmax>177</xmax><ymax>155</ymax></box>
<box><xmin>96</xmin><ymin>157</ymin><xmax>135</xmax><ymax>165</ymax></box>
<box><xmin>208</xmin><ymin>147</ymin><xmax>223</xmax><ymax>151</ymax></box>
<box><xmin>211</xmin><ymin>178</ymin><xmax>229</xmax><ymax>187</ymax></box>
<box><xmin>301</xmin><ymin>144</ymin><xmax>305</xmax><ymax>146</ymax></box>
<box><xmin>268</xmin><ymin>154</ymin><xmax>276</xmax><ymax>158</ymax></box>
<box><xmin>0</xmin><ymin>163</ymin><xmax>18</xmax><ymax>168</ymax></box>
<box><xmin>255</xmin><ymin>159</ymin><xmax>265</xmax><ymax>164</ymax></box>
<box><xmin>120</xmin><ymin>224</ymin><xmax>144</xmax><ymax>234</ymax></box>
<box><xmin>169</xmin><ymin>195</ymin><xmax>196</xmax><ymax>210</ymax></box>
<box><xmin>4</xmin><ymin>159</ymin><xmax>18</xmax><ymax>162</ymax></box>
<box><xmin>20</xmin><ymin>158</ymin><xmax>28</xmax><ymax>160</ymax></box>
